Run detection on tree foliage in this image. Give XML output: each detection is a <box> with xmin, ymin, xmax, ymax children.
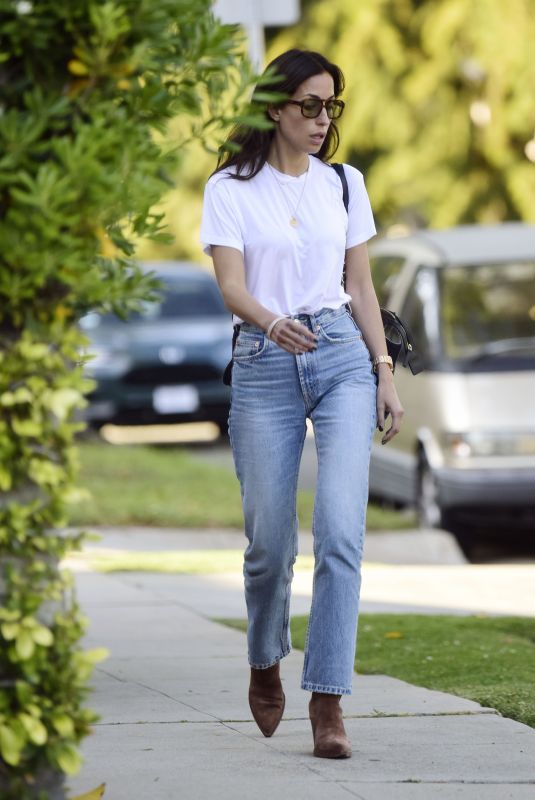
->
<box><xmin>0</xmin><ymin>1</ymin><xmax>255</xmax><ymax>796</ymax></box>
<box><xmin>148</xmin><ymin>0</ymin><xmax>535</xmax><ymax>264</ymax></box>
<box><xmin>272</xmin><ymin>0</ymin><xmax>535</xmax><ymax>228</ymax></box>
<box><xmin>0</xmin><ymin>0</ymin><xmax>256</xmax><ymax>321</ymax></box>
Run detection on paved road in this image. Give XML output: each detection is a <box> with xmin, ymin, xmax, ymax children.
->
<box><xmin>190</xmin><ymin>437</ymin><xmax>535</xmax><ymax>564</ymax></box>
<box><xmin>95</xmin><ymin>425</ymin><xmax>535</xmax><ymax>564</ymax></box>
<box><xmin>64</xmin><ymin>526</ymin><xmax>535</xmax><ymax>618</ymax></box>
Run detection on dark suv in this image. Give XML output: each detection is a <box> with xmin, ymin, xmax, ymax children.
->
<box><xmin>80</xmin><ymin>262</ymin><xmax>232</xmax><ymax>432</ymax></box>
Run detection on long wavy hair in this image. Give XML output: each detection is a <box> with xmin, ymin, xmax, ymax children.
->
<box><xmin>215</xmin><ymin>49</ymin><xmax>345</xmax><ymax>180</ymax></box>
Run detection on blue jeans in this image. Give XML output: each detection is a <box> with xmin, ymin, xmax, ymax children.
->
<box><xmin>229</xmin><ymin>306</ymin><xmax>377</xmax><ymax>695</ymax></box>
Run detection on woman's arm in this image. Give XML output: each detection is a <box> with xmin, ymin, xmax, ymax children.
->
<box><xmin>211</xmin><ymin>245</ymin><xmax>317</xmax><ymax>354</ymax></box>
<box><xmin>344</xmin><ymin>243</ymin><xmax>404</xmax><ymax>443</ymax></box>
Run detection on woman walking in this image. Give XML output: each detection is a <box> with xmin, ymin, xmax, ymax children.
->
<box><xmin>201</xmin><ymin>48</ymin><xmax>403</xmax><ymax>759</ymax></box>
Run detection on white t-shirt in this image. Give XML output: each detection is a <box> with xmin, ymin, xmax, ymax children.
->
<box><xmin>200</xmin><ymin>156</ymin><xmax>376</xmax><ymax>320</ymax></box>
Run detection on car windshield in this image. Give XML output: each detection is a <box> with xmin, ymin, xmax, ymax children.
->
<box><xmin>440</xmin><ymin>261</ymin><xmax>535</xmax><ymax>361</ymax></box>
<box><xmin>81</xmin><ymin>278</ymin><xmax>227</xmax><ymax>329</ymax></box>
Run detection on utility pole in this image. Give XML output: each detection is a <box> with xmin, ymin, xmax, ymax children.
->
<box><xmin>213</xmin><ymin>0</ymin><xmax>300</xmax><ymax>71</ymax></box>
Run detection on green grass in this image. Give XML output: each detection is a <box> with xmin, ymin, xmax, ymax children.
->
<box><xmin>69</xmin><ymin>440</ymin><xmax>415</xmax><ymax>530</ymax></box>
<box><xmin>70</xmin><ymin>441</ymin><xmax>245</xmax><ymax>528</ymax></box>
<box><xmin>221</xmin><ymin>614</ymin><xmax>535</xmax><ymax>729</ymax></box>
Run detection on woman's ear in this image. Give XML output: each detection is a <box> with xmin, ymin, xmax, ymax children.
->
<box><xmin>267</xmin><ymin>105</ymin><xmax>280</xmax><ymax>123</ymax></box>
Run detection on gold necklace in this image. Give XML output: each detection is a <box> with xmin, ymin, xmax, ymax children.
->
<box><xmin>268</xmin><ymin>162</ymin><xmax>309</xmax><ymax>227</ymax></box>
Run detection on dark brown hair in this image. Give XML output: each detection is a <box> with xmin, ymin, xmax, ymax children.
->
<box><xmin>215</xmin><ymin>49</ymin><xmax>345</xmax><ymax>180</ymax></box>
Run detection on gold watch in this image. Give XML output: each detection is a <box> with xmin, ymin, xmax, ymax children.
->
<box><xmin>372</xmin><ymin>355</ymin><xmax>394</xmax><ymax>373</ymax></box>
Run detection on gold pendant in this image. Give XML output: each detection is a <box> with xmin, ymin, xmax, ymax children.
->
<box><xmin>290</xmin><ymin>217</ymin><xmax>298</xmax><ymax>227</ymax></box>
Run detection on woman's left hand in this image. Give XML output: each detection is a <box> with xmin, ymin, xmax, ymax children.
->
<box><xmin>376</xmin><ymin>368</ymin><xmax>404</xmax><ymax>445</ymax></box>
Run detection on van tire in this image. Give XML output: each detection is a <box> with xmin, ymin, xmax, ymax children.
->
<box><xmin>417</xmin><ymin>456</ymin><xmax>443</xmax><ymax>529</ymax></box>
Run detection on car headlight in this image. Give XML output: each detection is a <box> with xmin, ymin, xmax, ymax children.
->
<box><xmin>444</xmin><ymin>431</ymin><xmax>535</xmax><ymax>458</ymax></box>
<box><xmin>82</xmin><ymin>346</ymin><xmax>131</xmax><ymax>376</ymax></box>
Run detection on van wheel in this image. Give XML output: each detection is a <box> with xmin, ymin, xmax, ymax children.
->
<box><xmin>417</xmin><ymin>457</ymin><xmax>443</xmax><ymax>529</ymax></box>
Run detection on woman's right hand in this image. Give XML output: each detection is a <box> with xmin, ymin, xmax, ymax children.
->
<box><xmin>211</xmin><ymin>247</ymin><xmax>318</xmax><ymax>355</ymax></box>
<box><xmin>269</xmin><ymin>318</ymin><xmax>318</xmax><ymax>354</ymax></box>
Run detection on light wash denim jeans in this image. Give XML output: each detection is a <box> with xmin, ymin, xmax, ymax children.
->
<box><xmin>229</xmin><ymin>305</ymin><xmax>377</xmax><ymax>695</ymax></box>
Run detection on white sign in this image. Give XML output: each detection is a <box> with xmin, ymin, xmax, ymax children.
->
<box><xmin>213</xmin><ymin>0</ymin><xmax>299</xmax><ymax>26</ymax></box>
<box><xmin>213</xmin><ymin>0</ymin><xmax>300</xmax><ymax>68</ymax></box>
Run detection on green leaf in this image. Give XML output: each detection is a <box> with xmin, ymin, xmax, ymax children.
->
<box><xmin>70</xmin><ymin>782</ymin><xmax>106</xmax><ymax>800</ymax></box>
<box><xmin>32</xmin><ymin>624</ymin><xmax>54</xmax><ymax>646</ymax></box>
<box><xmin>0</xmin><ymin>392</ymin><xmax>16</xmax><ymax>406</ymax></box>
<box><xmin>0</xmin><ymin>465</ymin><xmax>12</xmax><ymax>491</ymax></box>
<box><xmin>55</xmin><ymin>742</ymin><xmax>83</xmax><ymax>775</ymax></box>
<box><xmin>12</xmin><ymin>387</ymin><xmax>33</xmax><ymax>404</ymax></box>
<box><xmin>16</xmin><ymin>629</ymin><xmax>35</xmax><ymax>660</ymax></box>
<box><xmin>28</xmin><ymin>458</ymin><xmax>65</xmax><ymax>487</ymax></box>
<box><xmin>0</xmin><ymin>610</ymin><xmax>20</xmax><ymax>622</ymax></box>
<box><xmin>18</xmin><ymin>712</ymin><xmax>48</xmax><ymax>745</ymax></box>
<box><xmin>1</xmin><ymin>622</ymin><xmax>20</xmax><ymax>641</ymax></box>
<box><xmin>18</xmin><ymin>342</ymin><xmax>50</xmax><ymax>360</ymax></box>
<box><xmin>11</xmin><ymin>418</ymin><xmax>43</xmax><ymax>437</ymax></box>
<box><xmin>0</xmin><ymin>723</ymin><xmax>24</xmax><ymax>766</ymax></box>
<box><xmin>45</xmin><ymin>388</ymin><xmax>84</xmax><ymax>421</ymax></box>
<box><xmin>52</xmin><ymin>713</ymin><xmax>75</xmax><ymax>737</ymax></box>
<box><xmin>15</xmin><ymin>681</ymin><xmax>33</xmax><ymax>705</ymax></box>
<box><xmin>81</xmin><ymin>647</ymin><xmax>109</xmax><ymax>665</ymax></box>
<box><xmin>74</xmin><ymin>647</ymin><xmax>109</xmax><ymax>681</ymax></box>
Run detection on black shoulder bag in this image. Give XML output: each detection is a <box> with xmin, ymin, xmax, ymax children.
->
<box><xmin>331</xmin><ymin>162</ymin><xmax>423</xmax><ymax>375</ymax></box>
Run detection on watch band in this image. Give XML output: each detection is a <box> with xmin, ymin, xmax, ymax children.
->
<box><xmin>372</xmin><ymin>354</ymin><xmax>394</xmax><ymax>373</ymax></box>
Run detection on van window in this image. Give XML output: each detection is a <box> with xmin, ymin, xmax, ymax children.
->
<box><xmin>370</xmin><ymin>256</ymin><xmax>405</xmax><ymax>305</ymax></box>
<box><xmin>440</xmin><ymin>261</ymin><xmax>535</xmax><ymax>361</ymax></box>
<box><xmin>399</xmin><ymin>269</ymin><xmax>438</xmax><ymax>362</ymax></box>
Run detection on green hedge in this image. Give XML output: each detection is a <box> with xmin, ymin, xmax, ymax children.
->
<box><xmin>0</xmin><ymin>2</ymin><xmax>257</xmax><ymax>796</ymax></box>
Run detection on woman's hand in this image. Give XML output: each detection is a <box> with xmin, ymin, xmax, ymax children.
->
<box><xmin>269</xmin><ymin>318</ymin><xmax>318</xmax><ymax>354</ymax></box>
<box><xmin>376</xmin><ymin>367</ymin><xmax>404</xmax><ymax>445</ymax></box>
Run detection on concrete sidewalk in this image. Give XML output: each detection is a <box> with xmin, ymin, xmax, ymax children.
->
<box><xmin>67</xmin><ymin>557</ymin><xmax>535</xmax><ymax>798</ymax></box>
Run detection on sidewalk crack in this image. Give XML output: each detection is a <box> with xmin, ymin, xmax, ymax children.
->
<box><xmin>217</xmin><ymin>721</ymin><xmax>367</xmax><ymax>797</ymax></box>
<box><xmin>344</xmin><ymin>709</ymin><xmax>500</xmax><ymax>720</ymax></box>
<box><xmin>95</xmin><ymin>667</ymin><xmax>223</xmax><ymax>723</ymax></box>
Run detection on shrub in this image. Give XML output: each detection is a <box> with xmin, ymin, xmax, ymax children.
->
<box><xmin>0</xmin><ymin>1</ymin><xmax>256</xmax><ymax>795</ymax></box>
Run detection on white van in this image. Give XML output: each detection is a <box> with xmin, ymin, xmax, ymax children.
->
<box><xmin>368</xmin><ymin>223</ymin><xmax>535</xmax><ymax>541</ymax></box>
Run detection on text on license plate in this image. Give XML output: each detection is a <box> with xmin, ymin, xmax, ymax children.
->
<box><xmin>153</xmin><ymin>385</ymin><xmax>199</xmax><ymax>414</ymax></box>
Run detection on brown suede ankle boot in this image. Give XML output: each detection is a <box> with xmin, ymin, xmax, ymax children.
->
<box><xmin>248</xmin><ymin>663</ymin><xmax>285</xmax><ymax>737</ymax></box>
<box><xmin>309</xmin><ymin>692</ymin><xmax>352</xmax><ymax>758</ymax></box>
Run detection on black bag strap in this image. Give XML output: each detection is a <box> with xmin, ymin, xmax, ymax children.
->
<box><xmin>331</xmin><ymin>162</ymin><xmax>350</xmax><ymax>295</ymax></box>
<box><xmin>331</xmin><ymin>162</ymin><xmax>424</xmax><ymax>375</ymax></box>
<box><xmin>331</xmin><ymin>162</ymin><xmax>349</xmax><ymax>214</ymax></box>
<box><xmin>222</xmin><ymin>323</ymin><xmax>240</xmax><ymax>386</ymax></box>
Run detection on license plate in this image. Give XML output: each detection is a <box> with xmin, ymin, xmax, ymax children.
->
<box><xmin>153</xmin><ymin>385</ymin><xmax>199</xmax><ymax>414</ymax></box>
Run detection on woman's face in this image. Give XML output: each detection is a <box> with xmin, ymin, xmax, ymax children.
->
<box><xmin>271</xmin><ymin>71</ymin><xmax>336</xmax><ymax>156</ymax></box>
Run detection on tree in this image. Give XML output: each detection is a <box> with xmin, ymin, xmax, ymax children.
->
<box><xmin>0</xmin><ymin>1</ymin><xmax>255</xmax><ymax>796</ymax></box>
<box><xmin>271</xmin><ymin>0</ymin><xmax>535</xmax><ymax>229</ymax></box>
<box><xmin>147</xmin><ymin>0</ymin><xmax>535</xmax><ymax>260</ymax></box>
